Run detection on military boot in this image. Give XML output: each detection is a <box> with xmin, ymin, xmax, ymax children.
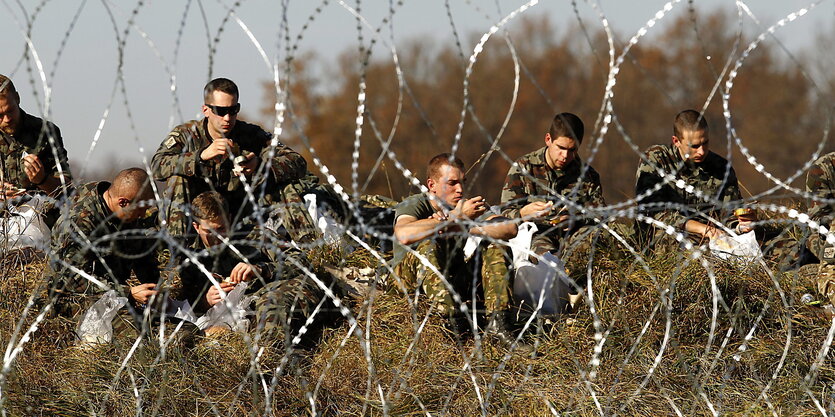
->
<box><xmin>486</xmin><ymin>310</ymin><xmax>534</xmax><ymax>354</ymax></box>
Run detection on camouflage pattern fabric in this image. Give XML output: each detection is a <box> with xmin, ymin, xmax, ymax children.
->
<box><xmin>635</xmin><ymin>144</ymin><xmax>740</xmax><ymax>236</ymax></box>
<box><xmin>393</xmin><ymin>239</ymin><xmax>511</xmax><ymax>315</ymax></box>
<box><xmin>0</xmin><ymin>109</ymin><xmax>73</xmax><ymax>194</ymax></box>
<box><xmin>46</xmin><ymin>181</ymin><xmax>161</xmax><ymax>316</ymax></box>
<box><xmin>817</xmin><ymin>263</ymin><xmax>835</xmax><ymax>306</ymax></box>
<box><xmin>500</xmin><ymin>146</ymin><xmax>605</xmax><ymax>283</ymax></box>
<box><xmin>251</xmin><ymin>250</ymin><xmax>330</xmax><ymax>347</ymax></box>
<box><xmin>151</xmin><ymin>118</ymin><xmax>318</xmax><ymax>243</ymax></box>
<box><xmin>500</xmin><ymin>147</ymin><xmax>604</xmax><ymax>222</ymax></box>
<box><xmin>806</xmin><ymin>152</ymin><xmax>835</xmax><ymax>262</ymax></box>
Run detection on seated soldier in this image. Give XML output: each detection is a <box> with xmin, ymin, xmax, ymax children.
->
<box><xmin>0</xmin><ymin>74</ymin><xmax>73</xmax><ymax>253</ymax></box>
<box><xmin>151</xmin><ymin>77</ymin><xmax>320</xmax><ymax>245</ymax></box>
<box><xmin>47</xmin><ymin>168</ymin><xmax>185</xmax><ymax>342</ymax></box>
<box><xmin>500</xmin><ymin>112</ymin><xmax>604</xmax><ymax>295</ymax></box>
<box><xmin>635</xmin><ymin>109</ymin><xmax>786</xmax><ymax>255</ymax></box>
<box><xmin>178</xmin><ymin>190</ymin><xmax>332</xmax><ymax>347</ymax></box>
<box><xmin>176</xmin><ymin>191</ymin><xmax>274</xmax><ymax>314</ymax></box>
<box><xmin>393</xmin><ymin>153</ymin><xmax>518</xmax><ymax>341</ymax></box>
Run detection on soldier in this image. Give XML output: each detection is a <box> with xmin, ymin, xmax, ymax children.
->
<box><xmin>500</xmin><ymin>112</ymin><xmax>604</xmax><ymax>294</ymax></box>
<box><xmin>152</xmin><ymin>78</ymin><xmax>318</xmax><ymax>244</ymax></box>
<box><xmin>47</xmin><ymin>168</ymin><xmax>175</xmax><ymax>341</ymax></box>
<box><xmin>0</xmin><ymin>74</ymin><xmax>72</xmax><ymax>199</ymax></box>
<box><xmin>178</xmin><ymin>190</ymin><xmax>331</xmax><ymax>347</ymax></box>
<box><xmin>635</xmin><ymin>110</ymin><xmax>748</xmax><ymax>246</ymax></box>
<box><xmin>393</xmin><ymin>153</ymin><xmax>518</xmax><ymax>341</ymax></box>
<box><xmin>636</xmin><ymin>110</ymin><xmax>800</xmax><ymax>268</ymax></box>
<box><xmin>0</xmin><ymin>74</ymin><xmax>73</xmax><ymax>251</ymax></box>
<box><xmin>805</xmin><ymin>152</ymin><xmax>835</xmax><ymax>304</ymax></box>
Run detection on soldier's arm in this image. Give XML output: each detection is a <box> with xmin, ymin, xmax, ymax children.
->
<box><xmin>394</xmin><ymin>214</ymin><xmax>444</xmax><ymax>245</ymax></box>
<box><xmin>470</xmin><ymin>214</ymin><xmax>517</xmax><ymax>241</ymax></box>
<box><xmin>499</xmin><ymin>162</ymin><xmax>530</xmax><ymax>219</ymax></box>
<box><xmin>635</xmin><ymin>158</ymin><xmax>689</xmax><ymax>230</ymax></box>
<box><xmin>48</xmin><ymin>216</ymin><xmax>127</xmax><ymax>297</ymax></box>
<box><xmin>151</xmin><ymin>129</ymin><xmax>212</xmax><ymax>181</ymax></box>
<box><xmin>256</xmin><ymin>130</ymin><xmax>308</xmax><ymax>183</ymax></box>
<box><xmin>38</xmin><ymin>123</ymin><xmax>73</xmax><ymax>195</ymax></box>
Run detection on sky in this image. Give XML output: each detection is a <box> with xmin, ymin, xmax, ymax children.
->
<box><xmin>0</xmin><ymin>0</ymin><xmax>832</xmax><ymax>178</ymax></box>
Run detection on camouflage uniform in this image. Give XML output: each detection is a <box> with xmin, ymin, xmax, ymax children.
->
<box><xmin>806</xmin><ymin>152</ymin><xmax>835</xmax><ymax>303</ymax></box>
<box><xmin>0</xmin><ymin>109</ymin><xmax>73</xmax><ymax>227</ymax></box>
<box><xmin>500</xmin><ymin>147</ymin><xmax>605</xmax><ymax>285</ymax></box>
<box><xmin>151</xmin><ymin>119</ymin><xmax>318</xmax><ymax>243</ymax></box>
<box><xmin>392</xmin><ymin>193</ymin><xmax>512</xmax><ymax>316</ymax></box>
<box><xmin>635</xmin><ymin>144</ymin><xmax>793</xmax><ymax>260</ymax></box>
<box><xmin>46</xmin><ymin>181</ymin><xmax>165</xmax><ymax>339</ymax></box>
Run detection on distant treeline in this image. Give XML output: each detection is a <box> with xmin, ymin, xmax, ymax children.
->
<box><xmin>259</xmin><ymin>10</ymin><xmax>834</xmax><ymax>205</ymax></box>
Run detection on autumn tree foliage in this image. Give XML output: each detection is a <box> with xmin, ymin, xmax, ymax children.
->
<box><xmin>264</xmin><ymin>11</ymin><xmax>833</xmax><ymax>205</ymax></box>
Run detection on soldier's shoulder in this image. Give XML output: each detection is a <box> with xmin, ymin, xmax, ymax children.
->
<box><xmin>703</xmin><ymin>151</ymin><xmax>734</xmax><ymax>174</ymax></box>
<box><xmin>235</xmin><ymin>120</ymin><xmax>271</xmax><ymax>138</ymax></box>
<box><xmin>813</xmin><ymin>152</ymin><xmax>835</xmax><ymax>170</ymax></box>
<box><xmin>581</xmin><ymin>163</ymin><xmax>602</xmax><ymax>182</ymax></box>
<box><xmin>512</xmin><ymin>147</ymin><xmax>546</xmax><ymax>168</ymax></box>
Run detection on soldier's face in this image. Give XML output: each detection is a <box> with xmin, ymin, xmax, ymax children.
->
<box><xmin>544</xmin><ymin>134</ymin><xmax>577</xmax><ymax>170</ymax></box>
<box><xmin>672</xmin><ymin>129</ymin><xmax>709</xmax><ymax>163</ymax></box>
<box><xmin>202</xmin><ymin>91</ymin><xmax>238</xmax><ymax>138</ymax></box>
<box><xmin>193</xmin><ymin>218</ymin><xmax>227</xmax><ymax>248</ymax></box>
<box><xmin>427</xmin><ymin>164</ymin><xmax>464</xmax><ymax>209</ymax></box>
<box><xmin>114</xmin><ymin>197</ymin><xmax>148</xmax><ymax>223</ymax></box>
<box><xmin>0</xmin><ymin>92</ymin><xmax>21</xmax><ymax>136</ymax></box>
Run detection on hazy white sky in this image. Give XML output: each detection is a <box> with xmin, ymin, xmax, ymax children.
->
<box><xmin>0</xmin><ymin>0</ymin><xmax>831</xmax><ymax>176</ymax></box>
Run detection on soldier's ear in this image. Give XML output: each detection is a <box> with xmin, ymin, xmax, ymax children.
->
<box><xmin>544</xmin><ymin>133</ymin><xmax>552</xmax><ymax>146</ymax></box>
<box><xmin>426</xmin><ymin>177</ymin><xmax>435</xmax><ymax>191</ymax></box>
<box><xmin>192</xmin><ymin>221</ymin><xmax>200</xmax><ymax>232</ymax></box>
<box><xmin>672</xmin><ymin>135</ymin><xmax>681</xmax><ymax>146</ymax></box>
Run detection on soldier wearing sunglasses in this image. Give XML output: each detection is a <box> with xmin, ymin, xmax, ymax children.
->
<box><xmin>152</xmin><ymin>78</ymin><xmax>317</xmax><ymax>243</ymax></box>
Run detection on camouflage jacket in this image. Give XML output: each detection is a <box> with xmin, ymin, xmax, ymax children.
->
<box><xmin>177</xmin><ymin>235</ymin><xmax>275</xmax><ymax>313</ymax></box>
<box><xmin>47</xmin><ymin>182</ymin><xmax>160</xmax><ymax>299</ymax></box>
<box><xmin>151</xmin><ymin>118</ymin><xmax>311</xmax><ymax>194</ymax></box>
<box><xmin>807</xmin><ymin>152</ymin><xmax>835</xmax><ymax>227</ymax></box>
<box><xmin>0</xmin><ymin>109</ymin><xmax>73</xmax><ymax>193</ymax></box>
<box><xmin>635</xmin><ymin>144</ymin><xmax>740</xmax><ymax>229</ymax></box>
<box><xmin>500</xmin><ymin>147</ymin><xmax>604</xmax><ymax>228</ymax></box>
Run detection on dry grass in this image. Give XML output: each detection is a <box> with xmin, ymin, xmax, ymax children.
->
<box><xmin>0</xmin><ymin>244</ymin><xmax>833</xmax><ymax>416</ymax></box>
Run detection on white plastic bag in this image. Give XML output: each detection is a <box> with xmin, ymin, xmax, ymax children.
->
<box><xmin>508</xmin><ymin>222</ymin><xmax>538</xmax><ymax>269</ymax></box>
<box><xmin>709</xmin><ymin>230</ymin><xmax>762</xmax><ymax>263</ymax></box>
<box><xmin>1</xmin><ymin>194</ymin><xmax>50</xmax><ymax>252</ymax></box>
<box><xmin>194</xmin><ymin>282</ymin><xmax>254</xmax><ymax>331</ymax></box>
<box><xmin>164</xmin><ymin>298</ymin><xmax>198</xmax><ymax>324</ymax></box>
<box><xmin>304</xmin><ymin>193</ymin><xmax>343</xmax><ymax>245</ymax></box>
<box><xmin>513</xmin><ymin>252</ymin><xmax>571</xmax><ymax>317</ymax></box>
<box><xmin>76</xmin><ymin>290</ymin><xmax>128</xmax><ymax>344</ymax></box>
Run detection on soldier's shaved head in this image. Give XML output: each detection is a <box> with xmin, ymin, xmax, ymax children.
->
<box><xmin>109</xmin><ymin>168</ymin><xmax>153</xmax><ymax>201</ymax></box>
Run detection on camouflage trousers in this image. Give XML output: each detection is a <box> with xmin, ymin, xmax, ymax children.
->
<box><xmin>251</xmin><ymin>272</ymin><xmax>332</xmax><ymax>348</ymax></box>
<box><xmin>531</xmin><ymin>224</ymin><xmax>601</xmax><ymax>290</ymax></box>
<box><xmin>162</xmin><ymin>175</ymin><xmax>319</xmax><ymax>244</ymax></box>
<box><xmin>393</xmin><ymin>239</ymin><xmax>511</xmax><ymax>316</ymax></box>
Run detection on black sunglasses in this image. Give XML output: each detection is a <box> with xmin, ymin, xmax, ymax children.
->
<box><xmin>205</xmin><ymin>103</ymin><xmax>241</xmax><ymax>117</ymax></box>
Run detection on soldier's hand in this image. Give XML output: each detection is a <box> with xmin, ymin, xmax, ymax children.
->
<box><xmin>703</xmin><ymin>226</ymin><xmax>727</xmax><ymax>241</ymax></box>
<box><xmin>520</xmin><ymin>201</ymin><xmax>553</xmax><ymax>219</ymax></box>
<box><xmin>200</xmin><ymin>138</ymin><xmax>235</xmax><ymax>162</ymax></box>
<box><xmin>1</xmin><ymin>182</ymin><xmax>24</xmax><ymax>199</ymax></box>
<box><xmin>239</xmin><ymin>152</ymin><xmax>258</xmax><ymax>177</ymax></box>
<box><xmin>229</xmin><ymin>263</ymin><xmax>260</xmax><ymax>283</ymax></box>
<box><xmin>130</xmin><ymin>283</ymin><xmax>158</xmax><ymax>305</ymax></box>
<box><xmin>22</xmin><ymin>154</ymin><xmax>46</xmax><ymax>185</ymax></box>
<box><xmin>451</xmin><ymin>196</ymin><xmax>487</xmax><ymax>220</ymax></box>
<box><xmin>205</xmin><ymin>281</ymin><xmax>236</xmax><ymax>307</ymax></box>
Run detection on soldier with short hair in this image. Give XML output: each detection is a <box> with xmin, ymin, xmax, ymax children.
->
<box><xmin>393</xmin><ymin>153</ymin><xmax>518</xmax><ymax>340</ymax></box>
<box><xmin>152</xmin><ymin>77</ymin><xmax>318</xmax><ymax>244</ymax></box>
<box><xmin>47</xmin><ymin>168</ymin><xmax>171</xmax><ymax>340</ymax></box>
<box><xmin>178</xmin><ymin>190</ymin><xmax>330</xmax><ymax>346</ymax></box>
<box><xmin>500</xmin><ymin>112</ymin><xmax>604</xmax><ymax>292</ymax></box>
<box><xmin>0</xmin><ymin>74</ymin><xmax>73</xmax><ymax>200</ymax></box>
<box><xmin>635</xmin><ymin>109</ymin><xmax>747</xmax><ymax>245</ymax></box>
